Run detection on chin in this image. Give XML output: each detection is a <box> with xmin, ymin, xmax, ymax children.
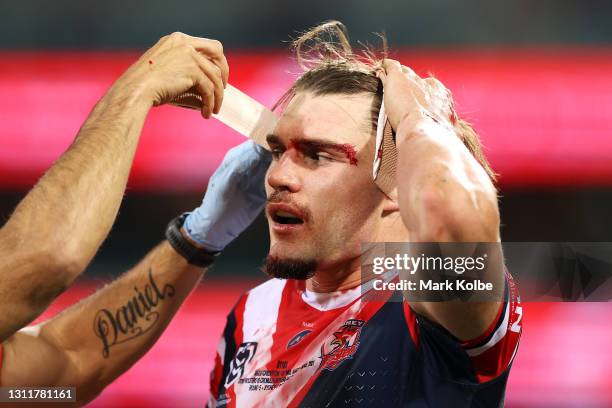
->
<box><xmin>262</xmin><ymin>254</ymin><xmax>317</xmax><ymax>280</ymax></box>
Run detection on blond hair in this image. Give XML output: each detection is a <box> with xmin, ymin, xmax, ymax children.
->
<box><xmin>276</xmin><ymin>20</ymin><xmax>496</xmax><ymax>183</ymax></box>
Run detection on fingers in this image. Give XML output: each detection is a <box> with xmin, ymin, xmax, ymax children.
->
<box><xmin>400</xmin><ymin>64</ymin><xmax>418</xmax><ymax>77</ymax></box>
<box><xmin>382</xmin><ymin>59</ymin><xmax>418</xmax><ymax>81</ymax></box>
<box><xmin>159</xmin><ymin>32</ymin><xmax>229</xmax><ymax>87</ymax></box>
<box><xmin>382</xmin><ymin>59</ymin><xmax>423</xmax><ymax>84</ymax></box>
<box><xmin>170</xmin><ymin>34</ymin><xmax>228</xmax><ymax>114</ymax></box>
<box><xmin>382</xmin><ymin>58</ymin><xmax>403</xmax><ymax>74</ymax></box>
<box><xmin>382</xmin><ymin>59</ymin><xmax>429</xmax><ymax>102</ymax></box>
<box><xmin>423</xmin><ymin>77</ymin><xmax>444</xmax><ymax>105</ymax></box>
<box><xmin>191</xmin><ymin>48</ymin><xmax>224</xmax><ymax>114</ymax></box>
<box><xmin>378</xmin><ymin>59</ymin><xmax>402</xmax><ymax>85</ymax></box>
<box><xmin>141</xmin><ymin>32</ymin><xmax>229</xmax><ymax>111</ymax></box>
<box><xmin>193</xmin><ymin>71</ymin><xmax>216</xmax><ymax>118</ymax></box>
<box><xmin>423</xmin><ymin>76</ymin><xmax>455</xmax><ymax>124</ymax></box>
<box><xmin>424</xmin><ymin>77</ymin><xmax>448</xmax><ymax>98</ymax></box>
<box><xmin>184</xmin><ymin>35</ymin><xmax>230</xmax><ymax>88</ymax></box>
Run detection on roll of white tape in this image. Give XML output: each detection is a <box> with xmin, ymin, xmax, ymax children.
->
<box><xmin>171</xmin><ymin>84</ymin><xmax>278</xmax><ymax>148</ymax></box>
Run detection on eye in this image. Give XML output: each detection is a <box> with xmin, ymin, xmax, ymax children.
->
<box><xmin>304</xmin><ymin>148</ymin><xmax>333</xmax><ymax>163</ymax></box>
<box><xmin>270</xmin><ymin>147</ymin><xmax>284</xmax><ymax>160</ymax></box>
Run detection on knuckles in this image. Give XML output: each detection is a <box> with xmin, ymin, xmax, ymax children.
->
<box><xmin>203</xmin><ymin>86</ymin><xmax>214</xmax><ymax>97</ymax></box>
<box><xmin>152</xmin><ymin>32</ymin><xmax>186</xmax><ymax>53</ymax></box>
<box><xmin>168</xmin><ymin>31</ymin><xmax>186</xmax><ymax>43</ymax></box>
<box><xmin>154</xmin><ymin>33</ymin><xmax>224</xmax><ymax>59</ymax></box>
<box><xmin>209</xmin><ymin>39</ymin><xmax>223</xmax><ymax>52</ymax></box>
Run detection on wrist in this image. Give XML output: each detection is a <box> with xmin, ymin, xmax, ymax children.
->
<box><xmin>396</xmin><ymin>108</ymin><xmax>428</xmax><ymax>133</ymax></box>
<box><xmin>396</xmin><ymin>111</ymin><xmax>454</xmax><ymax>146</ymax></box>
<box><xmin>182</xmin><ymin>211</ymin><xmax>226</xmax><ymax>253</ymax></box>
<box><xmin>106</xmin><ymin>74</ymin><xmax>155</xmax><ymax>111</ymax></box>
<box><xmin>179</xmin><ymin>226</ymin><xmax>209</xmax><ymax>250</ymax></box>
<box><xmin>166</xmin><ymin>213</ymin><xmax>221</xmax><ymax>268</ymax></box>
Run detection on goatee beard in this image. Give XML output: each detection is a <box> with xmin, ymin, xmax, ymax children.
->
<box><xmin>263</xmin><ymin>256</ymin><xmax>317</xmax><ymax>280</ymax></box>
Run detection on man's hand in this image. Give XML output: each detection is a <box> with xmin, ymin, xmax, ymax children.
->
<box><xmin>379</xmin><ymin>59</ymin><xmax>503</xmax><ymax>342</ymax></box>
<box><xmin>0</xmin><ymin>33</ymin><xmax>230</xmax><ymax>342</ymax></box>
<box><xmin>112</xmin><ymin>32</ymin><xmax>229</xmax><ymax>118</ymax></box>
<box><xmin>183</xmin><ymin>140</ymin><xmax>271</xmax><ymax>252</ymax></box>
<box><xmin>377</xmin><ymin>59</ymin><xmax>455</xmax><ymax>132</ymax></box>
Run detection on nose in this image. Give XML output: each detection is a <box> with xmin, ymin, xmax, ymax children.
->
<box><xmin>267</xmin><ymin>150</ymin><xmax>301</xmax><ymax>193</ymax></box>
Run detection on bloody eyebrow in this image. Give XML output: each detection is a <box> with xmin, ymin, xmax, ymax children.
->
<box><xmin>265</xmin><ymin>134</ymin><xmax>358</xmax><ymax>165</ymax></box>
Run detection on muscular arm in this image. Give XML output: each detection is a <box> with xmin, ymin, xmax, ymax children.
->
<box><xmin>0</xmin><ymin>241</ymin><xmax>203</xmax><ymax>405</ymax></box>
<box><xmin>396</xmin><ymin>116</ymin><xmax>503</xmax><ymax>341</ymax></box>
<box><xmin>378</xmin><ymin>60</ymin><xmax>503</xmax><ymax>341</ymax></box>
<box><xmin>0</xmin><ymin>31</ymin><xmax>228</xmax><ymax>342</ymax></box>
<box><xmin>396</xmin><ymin>117</ymin><xmax>500</xmax><ymax>243</ymax></box>
<box><xmin>0</xmin><ymin>134</ymin><xmax>268</xmax><ymax>405</ymax></box>
<box><xmin>0</xmin><ymin>85</ymin><xmax>151</xmax><ymax>342</ymax></box>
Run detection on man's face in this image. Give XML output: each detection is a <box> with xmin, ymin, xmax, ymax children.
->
<box><xmin>265</xmin><ymin>92</ymin><xmax>386</xmax><ymax>274</ymax></box>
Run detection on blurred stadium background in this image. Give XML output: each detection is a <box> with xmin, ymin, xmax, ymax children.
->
<box><xmin>1</xmin><ymin>1</ymin><xmax>612</xmax><ymax>407</ymax></box>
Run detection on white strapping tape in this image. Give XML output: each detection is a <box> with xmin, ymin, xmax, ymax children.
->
<box><xmin>373</xmin><ymin>94</ymin><xmax>386</xmax><ymax>180</ymax></box>
<box><xmin>171</xmin><ymin>84</ymin><xmax>278</xmax><ymax>147</ymax></box>
<box><xmin>212</xmin><ymin>85</ymin><xmax>278</xmax><ymax>147</ymax></box>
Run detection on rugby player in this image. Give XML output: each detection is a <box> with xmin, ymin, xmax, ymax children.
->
<box><xmin>0</xmin><ymin>20</ymin><xmax>522</xmax><ymax>407</ymax></box>
<box><xmin>206</xmin><ymin>22</ymin><xmax>522</xmax><ymax>407</ymax></box>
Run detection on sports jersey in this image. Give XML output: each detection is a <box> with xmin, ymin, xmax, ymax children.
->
<box><xmin>208</xmin><ymin>272</ymin><xmax>522</xmax><ymax>407</ymax></box>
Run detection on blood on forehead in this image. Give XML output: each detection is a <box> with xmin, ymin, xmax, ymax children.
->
<box><xmin>287</xmin><ymin>139</ymin><xmax>359</xmax><ymax>166</ymax></box>
<box><xmin>338</xmin><ymin>144</ymin><xmax>358</xmax><ymax>165</ymax></box>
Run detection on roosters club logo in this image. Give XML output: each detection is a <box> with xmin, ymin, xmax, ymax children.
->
<box><xmin>319</xmin><ymin>319</ymin><xmax>364</xmax><ymax>371</ymax></box>
<box><xmin>224</xmin><ymin>342</ymin><xmax>258</xmax><ymax>388</ymax></box>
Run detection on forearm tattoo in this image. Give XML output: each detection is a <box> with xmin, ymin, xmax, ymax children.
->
<box><xmin>93</xmin><ymin>268</ymin><xmax>176</xmax><ymax>358</ymax></box>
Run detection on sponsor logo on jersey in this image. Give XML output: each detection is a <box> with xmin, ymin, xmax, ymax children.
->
<box><xmin>224</xmin><ymin>342</ymin><xmax>258</xmax><ymax>388</ymax></box>
<box><xmin>287</xmin><ymin>330</ymin><xmax>312</xmax><ymax>349</ymax></box>
<box><xmin>319</xmin><ymin>319</ymin><xmax>364</xmax><ymax>371</ymax></box>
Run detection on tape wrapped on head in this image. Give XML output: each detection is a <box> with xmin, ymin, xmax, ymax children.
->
<box><xmin>171</xmin><ymin>85</ymin><xmax>397</xmax><ymax>197</ymax></box>
<box><xmin>372</xmin><ymin>96</ymin><xmax>398</xmax><ymax>198</ymax></box>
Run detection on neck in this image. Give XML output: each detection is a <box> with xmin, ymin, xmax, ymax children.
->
<box><xmin>302</xmin><ymin>220</ymin><xmax>411</xmax><ymax>292</ymax></box>
<box><xmin>306</xmin><ymin>256</ymin><xmax>374</xmax><ymax>292</ymax></box>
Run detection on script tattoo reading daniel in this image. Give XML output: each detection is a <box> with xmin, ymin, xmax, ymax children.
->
<box><xmin>93</xmin><ymin>268</ymin><xmax>176</xmax><ymax>358</ymax></box>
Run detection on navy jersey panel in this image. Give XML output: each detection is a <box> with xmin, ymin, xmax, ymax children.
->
<box><xmin>298</xmin><ymin>299</ymin><xmax>421</xmax><ymax>408</ymax></box>
<box><xmin>298</xmin><ymin>294</ymin><xmax>510</xmax><ymax>408</ymax></box>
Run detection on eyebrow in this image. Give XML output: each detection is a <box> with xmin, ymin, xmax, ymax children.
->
<box><xmin>266</xmin><ymin>134</ymin><xmax>349</xmax><ymax>152</ymax></box>
<box><xmin>266</xmin><ymin>134</ymin><xmax>359</xmax><ymax>165</ymax></box>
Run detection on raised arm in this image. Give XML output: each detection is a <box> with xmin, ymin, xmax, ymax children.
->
<box><xmin>0</xmin><ymin>32</ymin><xmax>228</xmax><ymax>342</ymax></box>
<box><xmin>378</xmin><ymin>60</ymin><xmax>503</xmax><ymax>341</ymax></box>
<box><xmin>0</xmin><ymin>139</ymin><xmax>270</xmax><ymax>405</ymax></box>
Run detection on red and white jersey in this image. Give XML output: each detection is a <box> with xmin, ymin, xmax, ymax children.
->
<box><xmin>208</xmin><ymin>272</ymin><xmax>522</xmax><ymax>407</ymax></box>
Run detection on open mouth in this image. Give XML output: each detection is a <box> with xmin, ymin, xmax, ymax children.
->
<box><xmin>272</xmin><ymin>210</ymin><xmax>304</xmax><ymax>225</ymax></box>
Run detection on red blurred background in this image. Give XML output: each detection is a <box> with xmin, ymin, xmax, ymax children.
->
<box><xmin>3</xmin><ymin>50</ymin><xmax>612</xmax><ymax>190</ymax></box>
<box><xmin>3</xmin><ymin>50</ymin><xmax>610</xmax><ymax>407</ymax></box>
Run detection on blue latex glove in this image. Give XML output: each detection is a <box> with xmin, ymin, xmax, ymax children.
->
<box><xmin>183</xmin><ymin>140</ymin><xmax>271</xmax><ymax>252</ymax></box>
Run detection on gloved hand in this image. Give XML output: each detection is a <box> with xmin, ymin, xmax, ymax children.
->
<box><xmin>183</xmin><ymin>140</ymin><xmax>271</xmax><ymax>252</ymax></box>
